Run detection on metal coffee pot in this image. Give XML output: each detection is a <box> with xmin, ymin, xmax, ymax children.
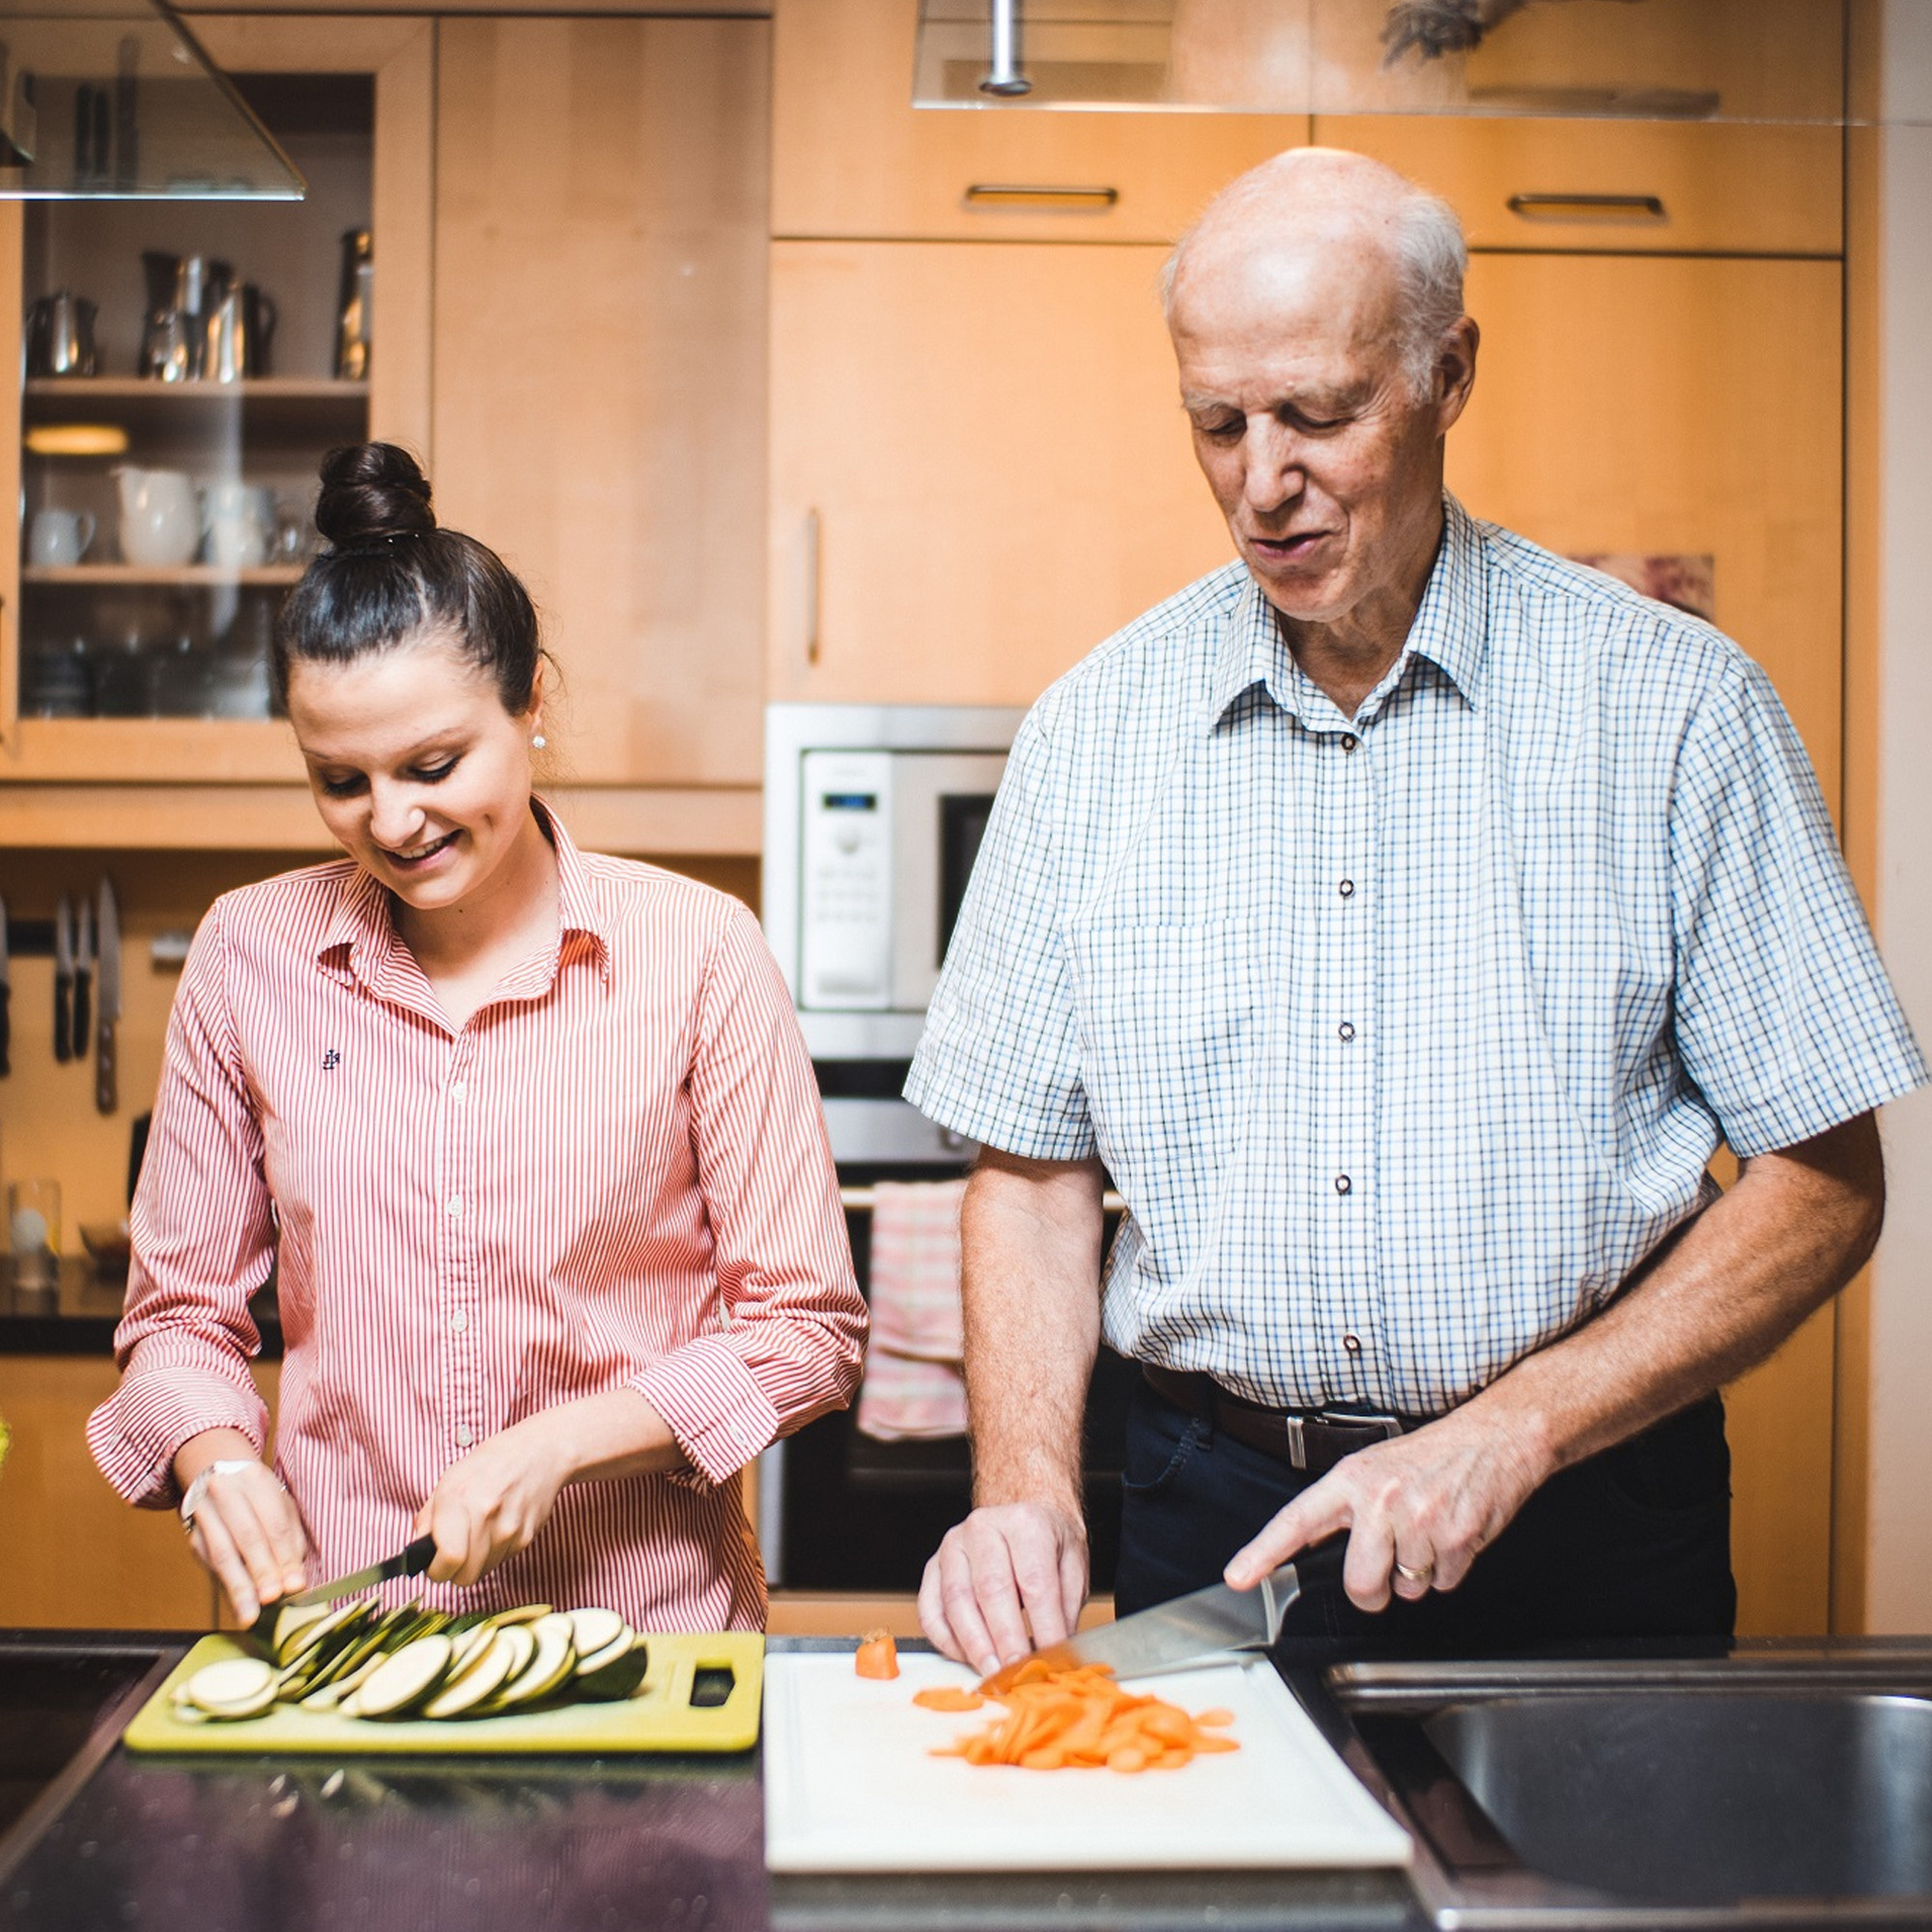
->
<box><xmin>139</xmin><ymin>251</ymin><xmax>230</xmax><ymax>382</ymax></box>
<box><xmin>203</xmin><ymin>282</ymin><xmax>276</xmax><ymax>383</ymax></box>
<box><xmin>25</xmin><ymin>291</ymin><xmax>98</xmax><ymax>378</ymax></box>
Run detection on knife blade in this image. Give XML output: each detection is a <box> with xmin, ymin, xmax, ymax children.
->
<box><xmin>978</xmin><ymin>1534</ymin><xmax>1349</xmax><ymax>1692</ymax></box>
<box><xmin>71</xmin><ymin>895</ymin><xmax>93</xmax><ymax>1051</ymax></box>
<box><xmin>246</xmin><ymin>1533</ymin><xmax>439</xmax><ymax>1646</ymax></box>
<box><xmin>52</xmin><ymin>895</ymin><xmax>73</xmax><ymax>1064</ymax></box>
<box><xmin>0</xmin><ymin>893</ymin><xmax>11</xmax><ymax>1077</ymax></box>
<box><xmin>95</xmin><ymin>879</ymin><xmax>120</xmax><ymax>1114</ymax></box>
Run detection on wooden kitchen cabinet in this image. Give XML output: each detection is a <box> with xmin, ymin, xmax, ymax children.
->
<box><xmin>431</xmin><ymin>16</ymin><xmax>769</xmax><ymax>792</ymax></box>
<box><xmin>0</xmin><ymin>1354</ymin><xmax>216</xmax><ymax>1628</ymax></box>
<box><xmin>772</xmin><ymin>0</ymin><xmax>1308</xmax><ymax>243</ymax></box>
<box><xmin>0</xmin><ymin>17</ymin><xmax>433</xmax><ymax>808</ymax></box>
<box><xmin>768</xmin><ymin>239</ymin><xmax>1235</xmax><ymax>705</ymax></box>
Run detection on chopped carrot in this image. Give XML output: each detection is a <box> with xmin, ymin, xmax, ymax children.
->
<box><xmin>923</xmin><ymin>1662</ymin><xmax>1239</xmax><ymax>1775</ymax></box>
<box><xmin>854</xmin><ymin>1629</ymin><xmax>899</xmax><ymax>1680</ymax></box>
<box><xmin>912</xmin><ymin>1685</ymin><xmax>985</xmax><ymax>1713</ymax></box>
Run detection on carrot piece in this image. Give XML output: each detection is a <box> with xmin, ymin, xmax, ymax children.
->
<box><xmin>1194</xmin><ymin>1707</ymin><xmax>1236</xmax><ymax>1726</ymax></box>
<box><xmin>854</xmin><ymin>1629</ymin><xmax>899</xmax><ymax>1680</ymax></box>
<box><xmin>912</xmin><ymin>1685</ymin><xmax>985</xmax><ymax>1713</ymax></box>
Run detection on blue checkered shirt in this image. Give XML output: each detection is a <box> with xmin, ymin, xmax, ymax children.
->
<box><xmin>905</xmin><ymin>497</ymin><xmax>1927</xmax><ymax>1417</ymax></box>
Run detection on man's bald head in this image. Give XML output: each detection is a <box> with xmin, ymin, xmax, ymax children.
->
<box><xmin>1162</xmin><ymin>149</ymin><xmax>1467</xmax><ymax>400</ymax></box>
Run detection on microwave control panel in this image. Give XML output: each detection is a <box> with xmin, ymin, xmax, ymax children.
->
<box><xmin>800</xmin><ymin>750</ymin><xmax>894</xmax><ymax>1009</ymax></box>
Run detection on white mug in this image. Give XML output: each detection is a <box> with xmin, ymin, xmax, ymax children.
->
<box><xmin>201</xmin><ymin>480</ymin><xmax>273</xmax><ymax>570</ymax></box>
<box><xmin>28</xmin><ymin>507</ymin><xmax>96</xmax><ymax>567</ymax></box>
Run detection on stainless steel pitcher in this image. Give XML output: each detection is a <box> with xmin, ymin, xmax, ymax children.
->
<box><xmin>25</xmin><ymin>290</ymin><xmax>98</xmax><ymax>378</ymax></box>
<box><xmin>203</xmin><ymin>282</ymin><xmax>276</xmax><ymax>383</ymax></box>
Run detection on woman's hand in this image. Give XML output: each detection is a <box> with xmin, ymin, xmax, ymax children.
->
<box><xmin>415</xmin><ymin>1391</ymin><xmax>688</xmax><ymax>1587</ymax></box>
<box><xmin>175</xmin><ymin>1430</ymin><xmax>308</xmax><ymax>1624</ymax></box>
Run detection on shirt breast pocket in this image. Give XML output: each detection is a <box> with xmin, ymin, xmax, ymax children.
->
<box><xmin>1067</xmin><ymin>919</ymin><xmax>1261</xmax><ymax>1178</ymax></box>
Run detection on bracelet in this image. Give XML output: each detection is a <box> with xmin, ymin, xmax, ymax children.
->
<box><xmin>180</xmin><ymin>1458</ymin><xmax>265</xmax><ymax>1531</ymax></box>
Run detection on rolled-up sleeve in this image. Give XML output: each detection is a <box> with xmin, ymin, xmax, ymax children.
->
<box><xmin>1669</xmin><ymin>659</ymin><xmax>1927</xmax><ymax>1157</ymax></box>
<box><xmin>632</xmin><ymin>902</ymin><xmax>866</xmax><ymax>1487</ymax></box>
<box><xmin>86</xmin><ymin>903</ymin><xmax>274</xmax><ymax>1508</ymax></box>
<box><xmin>905</xmin><ymin>713</ymin><xmax>1094</xmax><ymax>1160</ymax></box>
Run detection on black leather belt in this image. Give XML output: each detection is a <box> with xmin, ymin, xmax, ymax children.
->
<box><xmin>1142</xmin><ymin>1364</ymin><xmax>1418</xmax><ymax>1478</ymax></box>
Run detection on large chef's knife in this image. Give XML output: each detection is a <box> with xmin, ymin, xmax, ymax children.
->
<box><xmin>95</xmin><ymin>878</ymin><xmax>120</xmax><ymax>1114</ymax></box>
<box><xmin>247</xmin><ymin>1533</ymin><xmax>439</xmax><ymax>1646</ymax></box>
<box><xmin>52</xmin><ymin>895</ymin><xmax>73</xmax><ymax>1064</ymax></box>
<box><xmin>71</xmin><ymin>895</ymin><xmax>93</xmax><ymax>1052</ymax></box>
<box><xmin>0</xmin><ymin>893</ymin><xmax>11</xmax><ymax>1077</ymax></box>
<box><xmin>979</xmin><ymin>1535</ymin><xmax>1349</xmax><ymax>1691</ymax></box>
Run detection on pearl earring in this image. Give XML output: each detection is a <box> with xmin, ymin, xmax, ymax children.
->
<box><xmin>531</xmin><ymin>733</ymin><xmax>547</xmax><ymax>751</ymax></box>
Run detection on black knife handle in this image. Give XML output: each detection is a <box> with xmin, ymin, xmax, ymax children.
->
<box><xmin>53</xmin><ymin>975</ymin><xmax>71</xmax><ymax>1064</ymax></box>
<box><xmin>1289</xmin><ymin>1532</ymin><xmax>1350</xmax><ymax>1599</ymax></box>
<box><xmin>0</xmin><ymin>982</ymin><xmax>10</xmax><ymax>1076</ymax></box>
<box><xmin>96</xmin><ymin>1016</ymin><xmax>116</xmax><ymax>1115</ymax></box>
<box><xmin>397</xmin><ymin>1533</ymin><xmax>439</xmax><ymax>1578</ymax></box>
<box><xmin>72</xmin><ymin>966</ymin><xmax>90</xmax><ymax>1049</ymax></box>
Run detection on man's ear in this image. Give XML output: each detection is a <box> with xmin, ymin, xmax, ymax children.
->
<box><xmin>1435</xmin><ymin>314</ymin><xmax>1480</xmax><ymax>433</ymax></box>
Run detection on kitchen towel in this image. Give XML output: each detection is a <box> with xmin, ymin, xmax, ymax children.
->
<box><xmin>856</xmin><ymin>1179</ymin><xmax>969</xmax><ymax>1440</ymax></box>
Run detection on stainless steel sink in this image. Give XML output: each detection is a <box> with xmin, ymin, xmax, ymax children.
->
<box><xmin>1306</xmin><ymin>1645</ymin><xmax>1932</xmax><ymax>1928</ymax></box>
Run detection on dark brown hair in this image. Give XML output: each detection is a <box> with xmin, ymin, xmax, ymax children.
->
<box><xmin>272</xmin><ymin>442</ymin><xmax>542</xmax><ymax>715</ymax></box>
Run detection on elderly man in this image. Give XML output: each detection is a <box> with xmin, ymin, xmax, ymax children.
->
<box><xmin>904</xmin><ymin>148</ymin><xmax>1926</xmax><ymax>1671</ymax></box>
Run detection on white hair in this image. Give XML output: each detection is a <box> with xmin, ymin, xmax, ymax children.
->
<box><xmin>1160</xmin><ymin>150</ymin><xmax>1469</xmax><ymax>401</ymax></box>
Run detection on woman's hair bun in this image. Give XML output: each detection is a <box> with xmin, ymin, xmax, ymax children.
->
<box><xmin>314</xmin><ymin>441</ymin><xmax>437</xmax><ymax>552</ymax></box>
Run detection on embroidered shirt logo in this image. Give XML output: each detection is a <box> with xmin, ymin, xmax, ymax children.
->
<box><xmin>322</xmin><ymin>1049</ymin><xmax>341</xmax><ymax>1071</ymax></box>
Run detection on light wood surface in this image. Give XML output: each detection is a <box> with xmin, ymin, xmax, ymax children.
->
<box><xmin>0</xmin><ymin>1355</ymin><xmax>218</xmax><ymax>1628</ymax></box>
<box><xmin>768</xmin><ymin>240</ymin><xmax>1235</xmax><ymax>704</ymax></box>
<box><xmin>1315</xmin><ymin>117</ymin><xmax>1842</xmax><ymax>258</ymax></box>
<box><xmin>772</xmin><ymin>0</ymin><xmax>1309</xmax><ymax>242</ymax></box>
<box><xmin>432</xmin><ymin>17</ymin><xmax>769</xmax><ymax>790</ymax></box>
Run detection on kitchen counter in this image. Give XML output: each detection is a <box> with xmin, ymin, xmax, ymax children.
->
<box><xmin>0</xmin><ymin>1259</ymin><xmax>280</xmax><ymax>1357</ymax></box>
<box><xmin>0</xmin><ymin>1633</ymin><xmax>1423</xmax><ymax>1932</ymax></box>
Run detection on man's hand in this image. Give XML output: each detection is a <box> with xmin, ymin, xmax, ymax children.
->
<box><xmin>919</xmin><ymin>1500</ymin><xmax>1089</xmax><ymax>1675</ymax></box>
<box><xmin>176</xmin><ymin>1429</ymin><xmax>307</xmax><ymax>1624</ymax></box>
<box><xmin>1224</xmin><ymin>1406</ymin><xmax>1548</xmax><ymax>1609</ymax></box>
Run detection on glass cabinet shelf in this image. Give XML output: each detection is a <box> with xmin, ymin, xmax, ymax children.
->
<box><xmin>23</xmin><ymin>563</ymin><xmax>304</xmax><ymax>586</ymax></box>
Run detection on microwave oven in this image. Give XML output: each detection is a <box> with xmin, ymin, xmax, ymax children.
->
<box><xmin>762</xmin><ymin>702</ymin><xmax>1025</xmax><ymax>1068</ymax></box>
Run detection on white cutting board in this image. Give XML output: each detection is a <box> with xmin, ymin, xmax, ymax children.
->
<box><xmin>763</xmin><ymin>1651</ymin><xmax>1411</xmax><ymax>1873</ymax></box>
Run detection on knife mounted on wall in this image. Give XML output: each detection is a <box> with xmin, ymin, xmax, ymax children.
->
<box><xmin>96</xmin><ymin>878</ymin><xmax>121</xmax><ymax>1114</ymax></box>
<box><xmin>0</xmin><ymin>894</ymin><xmax>10</xmax><ymax>1077</ymax></box>
<box><xmin>52</xmin><ymin>895</ymin><xmax>73</xmax><ymax>1064</ymax></box>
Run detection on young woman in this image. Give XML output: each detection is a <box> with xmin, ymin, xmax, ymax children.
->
<box><xmin>88</xmin><ymin>442</ymin><xmax>865</xmax><ymax>1632</ymax></box>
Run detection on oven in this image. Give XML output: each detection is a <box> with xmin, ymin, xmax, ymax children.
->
<box><xmin>759</xmin><ymin>704</ymin><xmax>1136</xmax><ymax>1593</ymax></box>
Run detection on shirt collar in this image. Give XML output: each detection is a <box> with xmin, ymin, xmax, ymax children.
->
<box><xmin>318</xmin><ymin>795</ymin><xmax>612</xmax><ymax>1001</ymax></box>
<box><xmin>1207</xmin><ymin>493</ymin><xmax>1491</xmax><ymax>728</ymax></box>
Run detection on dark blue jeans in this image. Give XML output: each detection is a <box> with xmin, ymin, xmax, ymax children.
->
<box><xmin>1114</xmin><ymin>1376</ymin><xmax>1736</xmax><ymax>1652</ymax></box>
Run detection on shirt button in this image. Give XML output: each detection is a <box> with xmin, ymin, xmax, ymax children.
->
<box><xmin>1340</xmin><ymin>733</ymin><xmax>1358</xmax><ymax>753</ymax></box>
<box><xmin>449</xmin><ymin>1309</ymin><xmax>469</xmax><ymax>1333</ymax></box>
<box><xmin>454</xmin><ymin>1424</ymin><xmax>474</xmax><ymax>1448</ymax></box>
<box><xmin>446</xmin><ymin>1195</ymin><xmax>464</xmax><ymax>1218</ymax></box>
<box><xmin>1343</xmin><ymin>1333</ymin><xmax>1363</xmax><ymax>1355</ymax></box>
<box><xmin>450</xmin><ymin>1081</ymin><xmax>467</xmax><ymax>1103</ymax></box>
<box><xmin>1335</xmin><ymin>1174</ymin><xmax>1352</xmax><ymax>1195</ymax></box>
<box><xmin>728</xmin><ymin>1423</ymin><xmax>747</xmax><ymax>1448</ymax></box>
<box><xmin>1338</xmin><ymin>1021</ymin><xmax>1356</xmax><ymax>1041</ymax></box>
<box><xmin>1338</xmin><ymin>879</ymin><xmax>1355</xmax><ymax>899</ymax></box>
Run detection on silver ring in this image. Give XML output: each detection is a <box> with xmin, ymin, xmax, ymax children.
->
<box><xmin>1392</xmin><ymin>1558</ymin><xmax>1435</xmax><ymax>1586</ymax></box>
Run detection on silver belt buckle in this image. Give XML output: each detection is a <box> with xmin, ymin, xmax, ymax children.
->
<box><xmin>1316</xmin><ymin>1409</ymin><xmax>1406</xmax><ymax>1441</ymax></box>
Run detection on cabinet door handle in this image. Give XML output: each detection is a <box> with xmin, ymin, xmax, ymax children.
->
<box><xmin>980</xmin><ymin>0</ymin><xmax>1030</xmax><ymax>96</ymax></box>
<box><xmin>803</xmin><ymin>508</ymin><xmax>821</xmax><ymax>668</ymax></box>
<box><xmin>965</xmin><ymin>184</ymin><xmax>1121</xmax><ymax>211</ymax></box>
<box><xmin>1506</xmin><ymin>192</ymin><xmax>1665</xmax><ymax>223</ymax></box>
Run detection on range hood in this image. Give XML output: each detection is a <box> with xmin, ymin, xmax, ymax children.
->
<box><xmin>0</xmin><ymin>0</ymin><xmax>301</xmax><ymax>199</ymax></box>
<box><xmin>913</xmin><ymin>0</ymin><xmax>1898</xmax><ymax>126</ymax></box>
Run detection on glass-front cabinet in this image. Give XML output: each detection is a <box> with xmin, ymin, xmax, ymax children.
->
<box><xmin>0</xmin><ymin>18</ymin><xmax>432</xmax><ymax>802</ymax></box>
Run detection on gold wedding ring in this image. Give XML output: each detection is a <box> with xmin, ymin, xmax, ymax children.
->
<box><xmin>1393</xmin><ymin>1558</ymin><xmax>1435</xmax><ymax>1586</ymax></box>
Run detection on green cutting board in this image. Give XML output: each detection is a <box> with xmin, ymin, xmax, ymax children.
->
<box><xmin>123</xmin><ymin>1630</ymin><xmax>762</xmax><ymax>1756</ymax></box>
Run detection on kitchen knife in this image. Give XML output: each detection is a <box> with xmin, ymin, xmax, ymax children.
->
<box><xmin>0</xmin><ymin>893</ymin><xmax>10</xmax><ymax>1077</ymax></box>
<box><xmin>72</xmin><ymin>895</ymin><xmax>93</xmax><ymax>1052</ymax></box>
<box><xmin>979</xmin><ymin>1534</ymin><xmax>1349</xmax><ymax>1691</ymax></box>
<box><xmin>95</xmin><ymin>878</ymin><xmax>120</xmax><ymax>1114</ymax></box>
<box><xmin>52</xmin><ymin>895</ymin><xmax>73</xmax><ymax>1064</ymax></box>
<box><xmin>246</xmin><ymin>1533</ymin><xmax>439</xmax><ymax>1646</ymax></box>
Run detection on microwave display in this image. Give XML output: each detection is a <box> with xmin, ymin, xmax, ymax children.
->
<box><xmin>938</xmin><ymin>792</ymin><xmax>996</xmax><ymax>967</ymax></box>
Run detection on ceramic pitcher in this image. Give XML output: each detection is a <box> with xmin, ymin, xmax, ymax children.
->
<box><xmin>112</xmin><ymin>466</ymin><xmax>199</xmax><ymax>569</ymax></box>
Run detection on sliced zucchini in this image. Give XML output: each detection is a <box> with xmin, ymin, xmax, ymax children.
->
<box><xmin>566</xmin><ymin>1607</ymin><xmax>628</xmax><ymax>1661</ymax></box>
<box><xmin>576</xmin><ymin>1642</ymin><xmax>650</xmax><ymax>1702</ymax></box>
<box><xmin>489</xmin><ymin>1613</ymin><xmax>576</xmax><ymax>1710</ymax></box>
<box><xmin>356</xmin><ymin>1634</ymin><xmax>456</xmax><ymax>1719</ymax></box>
<box><xmin>271</xmin><ymin>1603</ymin><xmax>336</xmax><ymax>1663</ymax></box>
<box><xmin>185</xmin><ymin>1656</ymin><xmax>278</xmax><ymax>1720</ymax></box>
<box><xmin>275</xmin><ymin>1599</ymin><xmax>370</xmax><ymax>1669</ymax></box>
<box><xmin>574</xmin><ymin>1626</ymin><xmax>637</xmax><ymax>1679</ymax></box>
<box><xmin>487</xmin><ymin>1603</ymin><xmax>553</xmax><ymax>1627</ymax></box>
<box><xmin>420</xmin><ymin>1627</ymin><xmax>525</xmax><ymax>1719</ymax></box>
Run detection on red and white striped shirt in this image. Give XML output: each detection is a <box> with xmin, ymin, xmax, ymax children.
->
<box><xmin>88</xmin><ymin>805</ymin><xmax>865</xmax><ymax>1632</ymax></box>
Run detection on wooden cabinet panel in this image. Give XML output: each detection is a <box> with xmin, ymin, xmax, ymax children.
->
<box><xmin>1316</xmin><ymin>116</ymin><xmax>1842</xmax><ymax>258</ymax></box>
<box><xmin>1449</xmin><ymin>253</ymin><xmax>1841</xmax><ymax>800</ymax></box>
<box><xmin>768</xmin><ymin>240</ymin><xmax>1234</xmax><ymax>705</ymax></box>
<box><xmin>0</xmin><ymin>1355</ymin><xmax>215</xmax><ymax>1629</ymax></box>
<box><xmin>773</xmin><ymin>0</ymin><xmax>1308</xmax><ymax>242</ymax></box>
<box><xmin>433</xmin><ymin>18</ymin><xmax>769</xmax><ymax>789</ymax></box>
